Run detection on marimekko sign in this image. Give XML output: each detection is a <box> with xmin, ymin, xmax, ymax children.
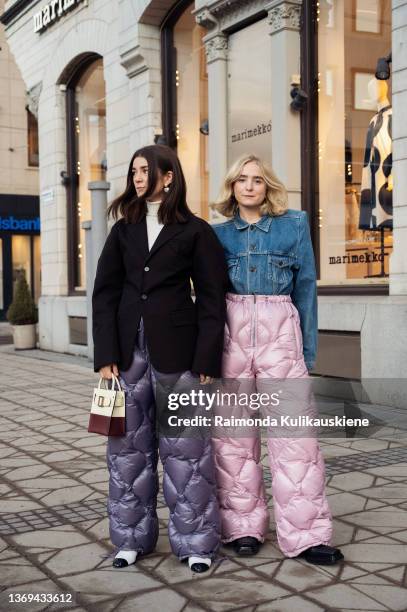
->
<box><xmin>33</xmin><ymin>0</ymin><xmax>87</xmax><ymax>33</ymax></box>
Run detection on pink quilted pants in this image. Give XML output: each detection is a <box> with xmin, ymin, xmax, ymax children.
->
<box><xmin>212</xmin><ymin>294</ymin><xmax>333</xmax><ymax>557</ymax></box>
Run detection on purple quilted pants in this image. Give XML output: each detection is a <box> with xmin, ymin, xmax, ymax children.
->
<box><xmin>106</xmin><ymin>319</ymin><xmax>220</xmax><ymax>560</ymax></box>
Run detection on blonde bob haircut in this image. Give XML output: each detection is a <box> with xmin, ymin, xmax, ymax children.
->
<box><xmin>212</xmin><ymin>154</ymin><xmax>288</xmax><ymax>218</ymax></box>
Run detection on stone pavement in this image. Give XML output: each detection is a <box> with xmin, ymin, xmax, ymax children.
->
<box><xmin>0</xmin><ymin>341</ymin><xmax>407</xmax><ymax>612</ymax></box>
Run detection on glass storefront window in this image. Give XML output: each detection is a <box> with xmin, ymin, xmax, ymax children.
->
<box><xmin>0</xmin><ymin>239</ymin><xmax>3</xmax><ymax>310</ymax></box>
<box><xmin>73</xmin><ymin>59</ymin><xmax>106</xmax><ymax>290</ymax></box>
<box><xmin>227</xmin><ymin>19</ymin><xmax>272</xmax><ymax>164</ymax></box>
<box><xmin>11</xmin><ymin>235</ymin><xmax>31</xmax><ymax>291</ymax></box>
<box><xmin>33</xmin><ymin>235</ymin><xmax>41</xmax><ymax>303</ymax></box>
<box><xmin>27</xmin><ymin>109</ymin><xmax>39</xmax><ymax>167</ymax></box>
<box><xmin>173</xmin><ymin>5</ymin><xmax>208</xmax><ymax>218</ymax></box>
<box><xmin>318</xmin><ymin>1</ymin><xmax>392</xmax><ymax>286</ymax></box>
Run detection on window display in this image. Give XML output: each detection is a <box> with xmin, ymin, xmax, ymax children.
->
<box><xmin>73</xmin><ymin>59</ymin><xmax>106</xmax><ymax>290</ymax></box>
<box><xmin>173</xmin><ymin>5</ymin><xmax>208</xmax><ymax>218</ymax></box>
<box><xmin>318</xmin><ymin>0</ymin><xmax>392</xmax><ymax>285</ymax></box>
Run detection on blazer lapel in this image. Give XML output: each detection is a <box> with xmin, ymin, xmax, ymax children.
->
<box><xmin>146</xmin><ymin>223</ymin><xmax>185</xmax><ymax>261</ymax></box>
<box><xmin>129</xmin><ymin>218</ymin><xmax>149</xmax><ymax>262</ymax></box>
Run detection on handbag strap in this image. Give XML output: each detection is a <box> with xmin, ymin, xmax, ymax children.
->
<box><xmin>97</xmin><ymin>374</ymin><xmax>123</xmax><ymax>392</ymax></box>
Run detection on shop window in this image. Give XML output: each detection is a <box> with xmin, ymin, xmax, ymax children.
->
<box><xmin>66</xmin><ymin>57</ymin><xmax>106</xmax><ymax>292</ymax></box>
<box><xmin>10</xmin><ymin>234</ymin><xmax>40</xmax><ymax>302</ymax></box>
<box><xmin>172</xmin><ymin>4</ymin><xmax>208</xmax><ymax>218</ymax></box>
<box><xmin>27</xmin><ymin>109</ymin><xmax>39</xmax><ymax>167</ymax></box>
<box><xmin>11</xmin><ymin>235</ymin><xmax>31</xmax><ymax>291</ymax></box>
<box><xmin>318</xmin><ymin>1</ymin><xmax>392</xmax><ymax>287</ymax></box>
<box><xmin>0</xmin><ymin>239</ymin><xmax>3</xmax><ymax>310</ymax></box>
<box><xmin>33</xmin><ymin>235</ymin><xmax>41</xmax><ymax>303</ymax></box>
<box><xmin>227</xmin><ymin>18</ymin><xmax>272</xmax><ymax>164</ymax></box>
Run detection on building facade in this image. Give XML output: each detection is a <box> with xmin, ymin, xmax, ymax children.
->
<box><xmin>1</xmin><ymin>0</ymin><xmax>407</xmax><ymax>405</ymax></box>
<box><xmin>0</xmin><ymin>0</ymin><xmax>40</xmax><ymax>320</ymax></box>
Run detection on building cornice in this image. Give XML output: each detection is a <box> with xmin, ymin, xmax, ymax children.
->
<box><xmin>194</xmin><ymin>0</ymin><xmax>267</xmax><ymax>34</ymax></box>
<box><xmin>265</xmin><ymin>0</ymin><xmax>302</xmax><ymax>34</ymax></box>
<box><xmin>0</xmin><ymin>0</ymin><xmax>39</xmax><ymax>26</ymax></box>
<box><xmin>204</xmin><ymin>32</ymin><xmax>228</xmax><ymax>64</ymax></box>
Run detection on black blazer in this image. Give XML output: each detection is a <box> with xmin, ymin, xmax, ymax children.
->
<box><xmin>92</xmin><ymin>214</ymin><xmax>229</xmax><ymax>377</ymax></box>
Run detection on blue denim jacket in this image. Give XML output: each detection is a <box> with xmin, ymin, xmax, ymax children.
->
<box><xmin>213</xmin><ymin>209</ymin><xmax>318</xmax><ymax>370</ymax></box>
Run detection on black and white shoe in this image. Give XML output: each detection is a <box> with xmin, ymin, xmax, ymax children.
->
<box><xmin>188</xmin><ymin>556</ymin><xmax>211</xmax><ymax>573</ymax></box>
<box><xmin>112</xmin><ymin>550</ymin><xmax>138</xmax><ymax>568</ymax></box>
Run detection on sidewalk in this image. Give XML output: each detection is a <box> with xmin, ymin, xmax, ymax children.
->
<box><xmin>0</xmin><ymin>345</ymin><xmax>407</xmax><ymax>611</ymax></box>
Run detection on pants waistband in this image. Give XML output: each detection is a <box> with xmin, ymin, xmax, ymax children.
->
<box><xmin>226</xmin><ymin>293</ymin><xmax>292</xmax><ymax>304</ymax></box>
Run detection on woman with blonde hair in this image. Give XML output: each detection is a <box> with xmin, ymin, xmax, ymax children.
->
<box><xmin>211</xmin><ymin>153</ymin><xmax>343</xmax><ymax>565</ymax></box>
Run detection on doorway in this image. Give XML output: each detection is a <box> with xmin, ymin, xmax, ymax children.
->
<box><xmin>0</xmin><ymin>233</ymin><xmax>41</xmax><ymax>321</ymax></box>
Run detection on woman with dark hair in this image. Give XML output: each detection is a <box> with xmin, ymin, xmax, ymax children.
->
<box><xmin>92</xmin><ymin>144</ymin><xmax>228</xmax><ymax>573</ymax></box>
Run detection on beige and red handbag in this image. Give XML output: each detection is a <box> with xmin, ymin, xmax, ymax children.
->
<box><xmin>88</xmin><ymin>375</ymin><xmax>125</xmax><ymax>436</ymax></box>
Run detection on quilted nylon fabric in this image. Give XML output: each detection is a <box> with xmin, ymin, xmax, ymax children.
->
<box><xmin>107</xmin><ymin>320</ymin><xmax>220</xmax><ymax>560</ymax></box>
<box><xmin>212</xmin><ymin>294</ymin><xmax>333</xmax><ymax>557</ymax></box>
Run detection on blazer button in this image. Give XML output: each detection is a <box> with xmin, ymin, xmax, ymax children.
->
<box><xmin>144</xmin><ymin>266</ymin><xmax>150</xmax><ymax>272</ymax></box>
<box><xmin>141</xmin><ymin>294</ymin><xmax>148</xmax><ymax>300</ymax></box>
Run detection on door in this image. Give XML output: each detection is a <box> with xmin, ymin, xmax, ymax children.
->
<box><xmin>0</xmin><ymin>236</ymin><xmax>12</xmax><ymax>321</ymax></box>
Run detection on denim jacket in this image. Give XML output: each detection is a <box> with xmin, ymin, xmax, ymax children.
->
<box><xmin>213</xmin><ymin>209</ymin><xmax>318</xmax><ymax>371</ymax></box>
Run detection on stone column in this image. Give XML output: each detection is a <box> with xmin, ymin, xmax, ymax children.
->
<box><xmin>89</xmin><ymin>181</ymin><xmax>110</xmax><ymax>275</ymax></box>
<box><xmin>81</xmin><ymin>220</ymin><xmax>93</xmax><ymax>360</ymax></box>
<box><xmin>204</xmin><ymin>32</ymin><xmax>229</xmax><ymax>221</ymax></box>
<box><xmin>265</xmin><ymin>0</ymin><xmax>302</xmax><ymax>209</ymax></box>
<box><xmin>84</xmin><ymin>181</ymin><xmax>110</xmax><ymax>361</ymax></box>
<box><xmin>390</xmin><ymin>0</ymin><xmax>407</xmax><ymax>294</ymax></box>
<box><xmin>119</xmin><ymin>24</ymin><xmax>162</xmax><ymax>152</ymax></box>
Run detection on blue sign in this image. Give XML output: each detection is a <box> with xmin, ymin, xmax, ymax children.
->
<box><xmin>0</xmin><ymin>216</ymin><xmax>40</xmax><ymax>231</ymax></box>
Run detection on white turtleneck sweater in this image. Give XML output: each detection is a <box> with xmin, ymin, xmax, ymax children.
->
<box><xmin>146</xmin><ymin>201</ymin><xmax>164</xmax><ymax>250</ymax></box>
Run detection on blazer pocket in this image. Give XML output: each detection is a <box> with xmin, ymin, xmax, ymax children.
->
<box><xmin>171</xmin><ymin>308</ymin><xmax>197</xmax><ymax>327</ymax></box>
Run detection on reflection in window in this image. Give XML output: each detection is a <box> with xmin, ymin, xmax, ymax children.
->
<box><xmin>355</xmin><ymin>0</ymin><xmax>381</xmax><ymax>33</ymax></box>
<box><xmin>173</xmin><ymin>5</ymin><xmax>208</xmax><ymax>218</ymax></box>
<box><xmin>33</xmin><ymin>235</ymin><xmax>41</xmax><ymax>303</ymax></box>
<box><xmin>0</xmin><ymin>239</ymin><xmax>3</xmax><ymax>310</ymax></box>
<box><xmin>74</xmin><ymin>59</ymin><xmax>106</xmax><ymax>290</ymax></box>
<box><xmin>318</xmin><ymin>0</ymin><xmax>392</xmax><ymax>286</ymax></box>
<box><xmin>12</xmin><ymin>235</ymin><xmax>31</xmax><ymax>293</ymax></box>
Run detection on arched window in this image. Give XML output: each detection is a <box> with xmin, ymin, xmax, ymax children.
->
<box><xmin>161</xmin><ymin>1</ymin><xmax>209</xmax><ymax>218</ymax></box>
<box><xmin>65</xmin><ymin>55</ymin><xmax>106</xmax><ymax>292</ymax></box>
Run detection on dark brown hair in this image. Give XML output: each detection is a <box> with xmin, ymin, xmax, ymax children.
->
<box><xmin>107</xmin><ymin>144</ymin><xmax>191</xmax><ymax>224</ymax></box>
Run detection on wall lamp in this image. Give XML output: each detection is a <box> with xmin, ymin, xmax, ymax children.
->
<box><xmin>60</xmin><ymin>170</ymin><xmax>70</xmax><ymax>186</ymax></box>
<box><xmin>376</xmin><ymin>52</ymin><xmax>392</xmax><ymax>80</ymax></box>
<box><xmin>290</xmin><ymin>85</ymin><xmax>308</xmax><ymax>112</ymax></box>
<box><xmin>199</xmin><ymin>119</ymin><xmax>209</xmax><ymax>135</ymax></box>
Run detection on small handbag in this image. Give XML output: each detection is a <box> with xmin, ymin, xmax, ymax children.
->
<box><xmin>88</xmin><ymin>374</ymin><xmax>126</xmax><ymax>436</ymax></box>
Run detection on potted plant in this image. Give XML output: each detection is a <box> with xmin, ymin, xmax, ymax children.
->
<box><xmin>6</xmin><ymin>272</ymin><xmax>38</xmax><ymax>349</ymax></box>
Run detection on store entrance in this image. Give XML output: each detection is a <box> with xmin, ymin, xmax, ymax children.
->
<box><xmin>0</xmin><ymin>233</ymin><xmax>41</xmax><ymax>321</ymax></box>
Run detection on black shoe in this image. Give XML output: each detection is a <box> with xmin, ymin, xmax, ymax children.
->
<box><xmin>297</xmin><ymin>545</ymin><xmax>344</xmax><ymax>565</ymax></box>
<box><xmin>112</xmin><ymin>558</ymin><xmax>129</xmax><ymax>568</ymax></box>
<box><xmin>190</xmin><ymin>562</ymin><xmax>210</xmax><ymax>573</ymax></box>
<box><xmin>232</xmin><ymin>537</ymin><xmax>261</xmax><ymax>556</ymax></box>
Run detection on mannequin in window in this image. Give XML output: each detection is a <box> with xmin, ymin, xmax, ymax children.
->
<box><xmin>359</xmin><ymin>78</ymin><xmax>393</xmax><ymax>230</ymax></box>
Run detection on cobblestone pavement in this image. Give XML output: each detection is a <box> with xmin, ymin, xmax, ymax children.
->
<box><xmin>1</xmin><ymin>342</ymin><xmax>407</xmax><ymax>611</ymax></box>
